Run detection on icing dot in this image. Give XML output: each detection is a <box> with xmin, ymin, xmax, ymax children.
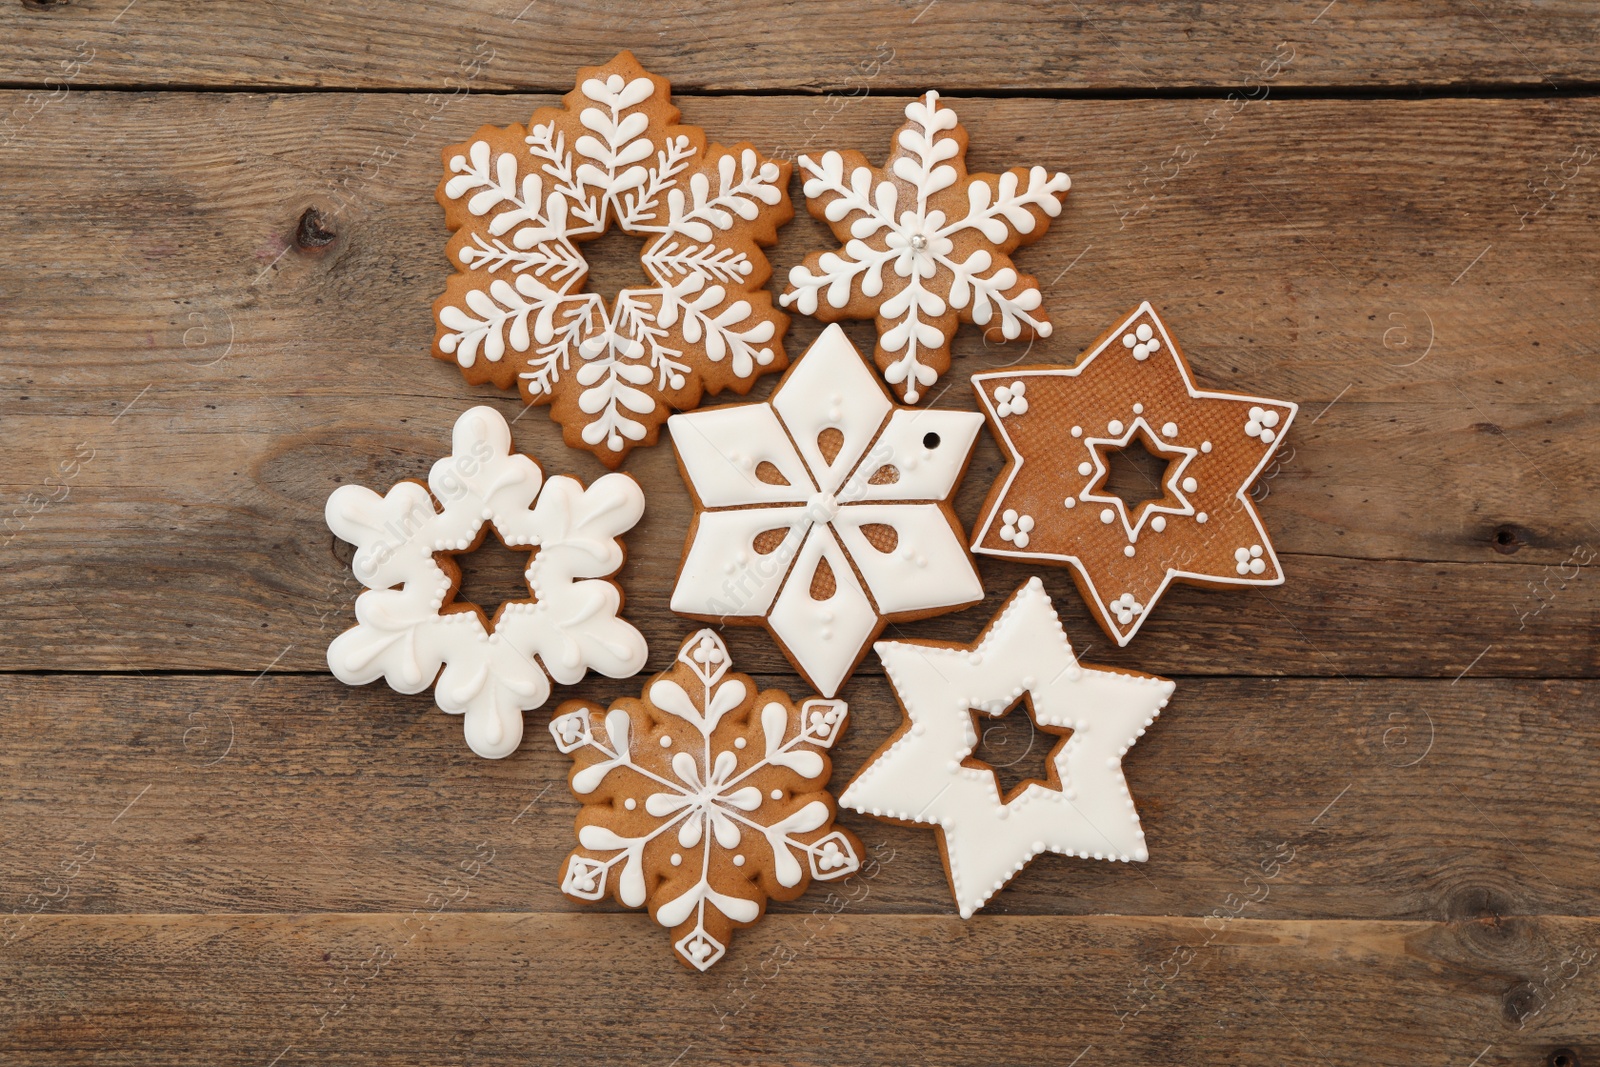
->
<box><xmin>1201</xmin><ymin>440</ymin><xmax>1212</xmax><ymax>453</ymax></box>
<box><xmin>1132</xmin><ymin>403</ymin><xmax>1144</xmax><ymax>414</ymax></box>
<box><xmin>669</xmin><ymin>373</ymin><xmax>686</xmax><ymax>390</ymax></box>
<box><xmin>1122</xmin><ymin>333</ymin><xmax>1137</xmax><ymax>348</ymax></box>
<box><xmin>1064</xmin><ymin>498</ymin><xmax>1076</xmax><ymax>509</ymax></box>
<box><xmin>1151</xmin><ymin>516</ymin><xmax>1166</xmax><ymax>532</ymax></box>
<box><xmin>1182</xmin><ymin>477</ymin><xmax>1198</xmax><ymax>493</ymax></box>
<box><xmin>1124</xmin><ymin>545</ymin><xmax>1135</xmax><ymax>557</ymax></box>
<box><xmin>1136</xmin><ymin>323</ymin><xmax>1154</xmax><ymax>342</ymax></box>
<box><xmin>624</xmin><ymin>798</ymin><xmax>637</xmax><ymax>810</ymax></box>
<box><xmin>733</xmin><ymin>855</ymin><xmax>745</xmax><ymax>867</ymax></box>
<box><xmin>660</xmin><ymin>735</ymin><xmax>672</xmax><ymax>748</ymax></box>
<box><xmin>671</xmin><ymin>853</ymin><xmax>682</xmax><ymax>866</ymax></box>
<box><xmin>734</xmin><ymin>737</ymin><xmax>746</xmax><ymax>749</ymax></box>
<box><xmin>1197</xmin><ymin>512</ymin><xmax>1208</xmax><ymax>523</ymax></box>
<box><xmin>1162</xmin><ymin>422</ymin><xmax>1177</xmax><ymax>437</ymax></box>
<box><xmin>1108</xmin><ymin>420</ymin><xmax>1125</xmax><ymax>435</ymax></box>
<box><xmin>770</xmin><ymin>788</ymin><xmax>783</xmax><ymax>801</ymax></box>
<box><xmin>1077</xmin><ymin>462</ymin><xmax>1092</xmax><ymax>477</ymax></box>
<box><xmin>1100</xmin><ymin>508</ymin><xmax>1115</xmax><ymax>525</ymax></box>
<box><xmin>1003</xmin><ymin>508</ymin><xmax>1018</xmax><ymax>524</ymax></box>
<box><xmin>1071</xmin><ymin>426</ymin><xmax>1082</xmax><ymax>437</ymax></box>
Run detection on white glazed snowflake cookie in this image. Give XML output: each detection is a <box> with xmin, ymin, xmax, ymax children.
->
<box><xmin>668</xmin><ymin>323</ymin><xmax>984</xmax><ymax>697</ymax></box>
<box><xmin>432</xmin><ymin>51</ymin><xmax>794</xmax><ymax>468</ymax></box>
<box><xmin>839</xmin><ymin>577</ymin><xmax>1174</xmax><ymax>918</ymax></box>
<box><xmin>553</xmin><ymin>628</ymin><xmax>861</xmax><ymax>971</ymax></box>
<box><xmin>325</xmin><ymin>405</ymin><xmax>648</xmax><ymax>759</ymax></box>
<box><xmin>971</xmin><ymin>302</ymin><xmax>1298</xmax><ymax>647</ymax></box>
<box><xmin>780</xmin><ymin>91</ymin><xmax>1070</xmax><ymax>403</ymax></box>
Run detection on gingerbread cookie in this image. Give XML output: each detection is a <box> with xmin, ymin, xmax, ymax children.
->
<box><xmin>325</xmin><ymin>405</ymin><xmax>648</xmax><ymax>759</ymax></box>
<box><xmin>971</xmin><ymin>302</ymin><xmax>1298</xmax><ymax>646</ymax></box>
<box><xmin>840</xmin><ymin>577</ymin><xmax>1174</xmax><ymax>918</ymax></box>
<box><xmin>432</xmin><ymin>51</ymin><xmax>794</xmax><ymax>468</ymax></box>
<box><xmin>668</xmin><ymin>323</ymin><xmax>984</xmax><ymax>697</ymax></box>
<box><xmin>780</xmin><ymin>91</ymin><xmax>1070</xmax><ymax>404</ymax></box>
<box><xmin>552</xmin><ymin>629</ymin><xmax>861</xmax><ymax>971</ymax></box>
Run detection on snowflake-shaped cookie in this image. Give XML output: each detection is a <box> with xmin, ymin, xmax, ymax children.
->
<box><xmin>432</xmin><ymin>51</ymin><xmax>794</xmax><ymax>468</ymax></box>
<box><xmin>971</xmin><ymin>302</ymin><xmax>1299</xmax><ymax>646</ymax></box>
<box><xmin>780</xmin><ymin>91</ymin><xmax>1070</xmax><ymax>403</ymax></box>
<box><xmin>552</xmin><ymin>629</ymin><xmax>861</xmax><ymax>971</ymax></box>
<box><xmin>668</xmin><ymin>323</ymin><xmax>984</xmax><ymax>697</ymax></box>
<box><xmin>840</xmin><ymin>577</ymin><xmax>1174</xmax><ymax>918</ymax></box>
<box><xmin>325</xmin><ymin>405</ymin><xmax>648</xmax><ymax>759</ymax></box>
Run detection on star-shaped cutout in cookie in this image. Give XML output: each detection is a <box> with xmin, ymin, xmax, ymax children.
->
<box><xmin>971</xmin><ymin>302</ymin><xmax>1298</xmax><ymax>646</ymax></box>
<box><xmin>839</xmin><ymin>578</ymin><xmax>1173</xmax><ymax>918</ymax></box>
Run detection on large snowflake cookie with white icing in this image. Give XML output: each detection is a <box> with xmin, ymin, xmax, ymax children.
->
<box><xmin>668</xmin><ymin>323</ymin><xmax>984</xmax><ymax>697</ymax></box>
<box><xmin>552</xmin><ymin>628</ymin><xmax>862</xmax><ymax>971</ymax></box>
<box><xmin>432</xmin><ymin>51</ymin><xmax>794</xmax><ymax>468</ymax></box>
<box><xmin>780</xmin><ymin>91</ymin><xmax>1070</xmax><ymax>403</ymax></box>
<box><xmin>840</xmin><ymin>577</ymin><xmax>1173</xmax><ymax>918</ymax></box>
<box><xmin>325</xmin><ymin>405</ymin><xmax>648</xmax><ymax>759</ymax></box>
<box><xmin>971</xmin><ymin>302</ymin><xmax>1298</xmax><ymax>646</ymax></box>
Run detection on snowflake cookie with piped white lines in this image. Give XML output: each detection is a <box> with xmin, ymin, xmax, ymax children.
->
<box><xmin>668</xmin><ymin>323</ymin><xmax>984</xmax><ymax>698</ymax></box>
<box><xmin>325</xmin><ymin>405</ymin><xmax>648</xmax><ymax>759</ymax></box>
<box><xmin>432</xmin><ymin>51</ymin><xmax>793</xmax><ymax>468</ymax></box>
<box><xmin>970</xmin><ymin>302</ymin><xmax>1298</xmax><ymax>646</ymax></box>
<box><xmin>780</xmin><ymin>91</ymin><xmax>1070</xmax><ymax>403</ymax></box>
<box><xmin>552</xmin><ymin>628</ymin><xmax>861</xmax><ymax>971</ymax></box>
<box><xmin>839</xmin><ymin>577</ymin><xmax>1173</xmax><ymax>918</ymax></box>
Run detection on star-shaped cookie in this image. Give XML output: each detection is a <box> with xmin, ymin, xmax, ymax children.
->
<box><xmin>839</xmin><ymin>578</ymin><xmax>1173</xmax><ymax>918</ymax></box>
<box><xmin>971</xmin><ymin>302</ymin><xmax>1298</xmax><ymax>646</ymax></box>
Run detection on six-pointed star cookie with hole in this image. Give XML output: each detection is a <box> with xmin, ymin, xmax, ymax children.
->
<box><xmin>668</xmin><ymin>323</ymin><xmax>984</xmax><ymax>697</ymax></box>
<box><xmin>839</xmin><ymin>577</ymin><xmax>1173</xmax><ymax>918</ymax></box>
<box><xmin>970</xmin><ymin>302</ymin><xmax>1298</xmax><ymax>647</ymax></box>
<box><xmin>432</xmin><ymin>50</ymin><xmax>793</xmax><ymax>467</ymax></box>
<box><xmin>780</xmin><ymin>91</ymin><xmax>1070</xmax><ymax>404</ymax></box>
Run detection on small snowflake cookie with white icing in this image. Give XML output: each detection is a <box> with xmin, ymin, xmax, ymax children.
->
<box><xmin>325</xmin><ymin>405</ymin><xmax>648</xmax><ymax>759</ymax></box>
<box><xmin>668</xmin><ymin>323</ymin><xmax>985</xmax><ymax>697</ymax></box>
<box><xmin>971</xmin><ymin>302</ymin><xmax>1299</xmax><ymax>646</ymax></box>
<box><xmin>432</xmin><ymin>51</ymin><xmax>794</xmax><ymax>468</ymax></box>
<box><xmin>552</xmin><ymin>628</ymin><xmax>861</xmax><ymax>971</ymax></box>
<box><xmin>839</xmin><ymin>577</ymin><xmax>1173</xmax><ymax>919</ymax></box>
<box><xmin>780</xmin><ymin>91</ymin><xmax>1070</xmax><ymax>403</ymax></box>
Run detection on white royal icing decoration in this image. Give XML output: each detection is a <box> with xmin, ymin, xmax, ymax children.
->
<box><xmin>325</xmin><ymin>405</ymin><xmax>648</xmax><ymax>758</ymax></box>
<box><xmin>435</xmin><ymin>60</ymin><xmax>789</xmax><ymax>457</ymax></box>
<box><xmin>994</xmin><ymin>381</ymin><xmax>1029</xmax><ymax>417</ymax></box>
<box><xmin>553</xmin><ymin>630</ymin><xmax>858</xmax><ymax>971</ymax></box>
<box><xmin>1245</xmin><ymin>405</ymin><xmax>1281</xmax><ymax>444</ymax></box>
<box><xmin>781</xmin><ymin>92</ymin><xmax>1070</xmax><ymax>403</ymax></box>
<box><xmin>670</xmin><ymin>325</ymin><xmax>983</xmax><ymax>696</ymax></box>
<box><xmin>840</xmin><ymin>578</ymin><xmax>1173</xmax><ymax>918</ymax></box>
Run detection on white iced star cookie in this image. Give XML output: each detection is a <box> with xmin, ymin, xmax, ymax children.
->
<box><xmin>325</xmin><ymin>405</ymin><xmax>649</xmax><ymax>759</ymax></box>
<box><xmin>839</xmin><ymin>577</ymin><xmax>1173</xmax><ymax>918</ymax></box>
<box><xmin>668</xmin><ymin>323</ymin><xmax>984</xmax><ymax>697</ymax></box>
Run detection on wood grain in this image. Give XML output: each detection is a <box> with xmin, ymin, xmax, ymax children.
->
<box><xmin>4</xmin><ymin>911</ymin><xmax>1595</xmax><ymax>1066</ymax></box>
<box><xmin>2</xmin><ymin>91</ymin><xmax>1597</xmax><ymax>673</ymax></box>
<box><xmin>3</xmin><ymin>674</ymin><xmax>1595</xmax><ymax>920</ymax></box>
<box><xmin>1</xmin><ymin>1</ymin><xmax>1597</xmax><ymax>91</ymax></box>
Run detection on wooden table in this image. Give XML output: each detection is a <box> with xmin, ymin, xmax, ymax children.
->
<box><xmin>3</xmin><ymin>3</ymin><xmax>1598</xmax><ymax>1064</ymax></box>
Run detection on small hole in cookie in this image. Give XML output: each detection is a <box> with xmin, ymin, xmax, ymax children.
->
<box><xmin>752</xmin><ymin>528</ymin><xmax>787</xmax><ymax>555</ymax></box>
<box><xmin>1099</xmin><ymin>432</ymin><xmax>1178</xmax><ymax>518</ymax></box>
<box><xmin>859</xmin><ymin>523</ymin><xmax>899</xmax><ymax>553</ymax></box>
<box><xmin>922</xmin><ymin>432</ymin><xmax>940</xmax><ymax>449</ymax></box>
<box><xmin>436</xmin><ymin>529</ymin><xmax>537</xmax><ymax>631</ymax></box>
<box><xmin>754</xmin><ymin>461</ymin><xmax>789</xmax><ymax>486</ymax></box>
<box><xmin>867</xmin><ymin>465</ymin><xmax>900</xmax><ymax>485</ymax></box>
<box><xmin>579</xmin><ymin>229</ymin><xmax>651</xmax><ymax>306</ymax></box>
<box><xmin>816</xmin><ymin>427</ymin><xmax>844</xmax><ymax>465</ymax></box>
<box><xmin>809</xmin><ymin>556</ymin><xmax>838</xmax><ymax>600</ymax></box>
<box><xmin>964</xmin><ymin>695</ymin><xmax>1073</xmax><ymax>804</ymax></box>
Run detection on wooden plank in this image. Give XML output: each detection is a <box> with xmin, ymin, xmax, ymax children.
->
<box><xmin>1</xmin><ymin>92</ymin><xmax>1597</xmax><ymax>673</ymax></box>
<box><xmin>3</xmin><ymin>675</ymin><xmax>1596</xmax><ymax>920</ymax></box>
<box><xmin>3</xmin><ymin>910</ymin><xmax>1595</xmax><ymax>1065</ymax></box>
<box><xmin>1</xmin><ymin>2</ymin><xmax>1597</xmax><ymax>91</ymax></box>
